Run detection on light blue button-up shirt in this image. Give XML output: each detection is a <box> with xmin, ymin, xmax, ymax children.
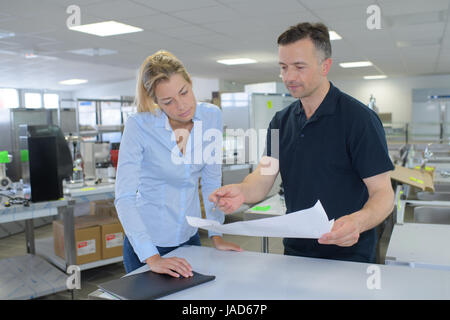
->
<box><xmin>114</xmin><ymin>102</ymin><xmax>224</xmax><ymax>263</ymax></box>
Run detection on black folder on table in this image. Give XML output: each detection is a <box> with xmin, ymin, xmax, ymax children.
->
<box><xmin>98</xmin><ymin>270</ymin><xmax>215</xmax><ymax>300</ymax></box>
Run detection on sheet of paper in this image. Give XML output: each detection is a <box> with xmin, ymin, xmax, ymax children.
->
<box><xmin>187</xmin><ymin>200</ymin><xmax>334</xmax><ymax>239</ymax></box>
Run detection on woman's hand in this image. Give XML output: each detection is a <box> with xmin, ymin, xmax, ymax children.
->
<box><xmin>211</xmin><ymin>236</ymin><xmax>243</xmax><ymax>252</ymax></box>
<box><xmin>145</xmin><ymin>254</ymin><xmax>194</xmax><ymax>278</ymax></box>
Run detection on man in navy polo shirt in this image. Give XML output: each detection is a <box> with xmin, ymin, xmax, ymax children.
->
<box><xmin>209</xmin><ymin>22</ymin><xmax>395</xmax><ymax>263</ymax></box>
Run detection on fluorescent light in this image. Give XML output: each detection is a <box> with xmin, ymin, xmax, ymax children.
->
<box><xmin>217</xmin><ymin>58</ymin><xmax>257</xmax><ymax>65</ymax></box>
<box><xmin>69</xmin><ymin>21</ymin><xmax>143</xmax><ymax>37</ymax></box>
<box><xmin>59</xmin><ymin>79</ymin><xmax>88</xmax><ymax>85</ymax></box>
<box><xmin>329</xmin><ymin>31</ymin><xmax>342</xmax><ymax>40</ymax></box>
<box><xmin>364</xmin><ymin>75</ymin><xmax>387</xmax><ymax>80</ymax></box>
<box><xmin>24</xmin><ymin>52</ymin><xmax>37</xmax><ymax>59</ymax></box>
<box><xmin>69</xmin><ymin>48</ymin><xmax>118</xmax><ymax>56</ymax></box>
<box><xmin>0</xmin><ymin>31</ymin><xmax>15</xmax><ymax>39</ymax></box>
<box><xmin>339</xmin><ymin>61</ymin><xmax>373</xmax><ymax>68</ymax></box>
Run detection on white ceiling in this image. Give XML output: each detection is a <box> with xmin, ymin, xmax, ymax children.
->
<box><xmin>0</xmin><ymin>0</ymin><xmax>449</xmax><ymax>91</ymax></box>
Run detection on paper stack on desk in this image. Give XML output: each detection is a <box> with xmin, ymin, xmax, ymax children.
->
<box><xmin>187</xmin><ymin>200</ymin><xmax>334</xmax><ymax>239</ymax></box>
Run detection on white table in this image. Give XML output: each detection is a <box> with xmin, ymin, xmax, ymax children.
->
<box><xmin>385</xmin><ymin>223</ymin><xmax>450</xmax><ymax>271</ymax></box>
<box><xmin>90</xmin><ymin>245</ymin><xmax>450</xmax><ymax>300</ymax></box>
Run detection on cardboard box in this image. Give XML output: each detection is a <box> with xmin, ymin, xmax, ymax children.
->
<box><xmin>390</xmin><ymin>165</ymin><xmax>435</xmax><ymax>192</ymax></box>
<box><xmin>99</xmin><ymin>218</ymin><xmax>125</xmax><ymax>259</ymax></box>
<box><xmin>53</xmin><ymin>215</ymin><xmax>125</xmax><ymax>264</ymax></box>
<box><xmin>90</xmin><ymin>199</ymin><xmax>118</xmax><ymax>218</ymax></box>
<box><xmin>413</xmin><ymin>165</ymin><xmax>435</xmax><ymax>179</ymax></box>
<box><xmin>53</xmin><ymin>215</ymin><xmax>102</xmax><ymax>265</ymax></box>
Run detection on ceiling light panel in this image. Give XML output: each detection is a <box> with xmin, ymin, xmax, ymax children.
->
<box><xmin>217</xmin><ymin>58</ymin><xmax>257</xmax><ymax>65</ymax></box>
<box><xmin>69</xmin><ymin>21</ymin><xmax>143</xmax><ymax>37</ymax></box>
<box><xmin>59</xmin><ymin>79</ymin><xmax>88</xmax><ymax>85</ymax></box>
<box><xmin>339</xmin><ymin>61</ymin><xmax>373</xmax><ymax>68</ymax></box>
<box><xmin>329</xmin><ymin>31</ymin><xmax>342</xmax><ymax>40</ymax></box>
<box><xmin>363</xmin><ymin>75</ymin><xmax>387</xmax><ymax>80</ymax></box>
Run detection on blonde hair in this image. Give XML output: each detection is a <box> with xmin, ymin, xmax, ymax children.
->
<box><xmin>135</xmin><ymin>50</ymin><xmax>192</xmax><ymax>114</ymax></box>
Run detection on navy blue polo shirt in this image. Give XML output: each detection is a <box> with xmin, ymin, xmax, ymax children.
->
<box><xmin>266</xmin><ymin>82</ymin><xmax>394</xmax><ymax>263</ymax></box>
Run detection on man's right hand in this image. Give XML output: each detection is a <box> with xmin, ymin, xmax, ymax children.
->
<box><xmin>145</xmin><ymin>254</ymin><xmax>193</xmax><ymax>278</ymax></box>
<box><xmin>209</xmin><ymin>184</ymin><xmax>246</xmax><ymax>214</ymax></box>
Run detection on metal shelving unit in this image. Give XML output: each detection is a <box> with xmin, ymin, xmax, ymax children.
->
<box><xmin>0</xmin><ymin>254</ymin><xmax>68</xmax><ymax>299</ymax></box>
<box><xmin>35</xmin><ymin>237</ymin><xmax>122</xmax><ymax>272</ymax></box>
<box><xmin>34</xmin><ymin>183</ymin><xmax>117</xmax><ymax>272</ymax></box>
<box><xmin>0</xmin><ymin>199</ymin><xmax>70</xmax><ymax>299</ymax></box>
<box><xmin>60</xmin><ymin>97</ymin><xmax>134</xmax><ymax>141</ymax></box>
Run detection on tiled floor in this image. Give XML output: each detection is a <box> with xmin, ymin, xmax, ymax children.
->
<box><xmin>1</xmin><ymin>210</ymin><xmax>395</xmax><ymax>300</ymax></box>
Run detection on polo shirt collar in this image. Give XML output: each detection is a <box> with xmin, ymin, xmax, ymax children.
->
<box><xmin>295</xmin><ymin>81</ymin><xmax>338</xmax><ymax>119</ymax></box>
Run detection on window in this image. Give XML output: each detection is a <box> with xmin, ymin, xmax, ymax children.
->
<box><xmin>44</xmin><ymin>93</ymin><xmax>59</xmax><ymax>109</ymax></box>
<box><xmin>100</xmin><ymin>101</ymin><xmax>122</xmax><ymax>143</ymax></box>
<box><xmin>101</xmin><ymin>101</ymin><xmax>121</xmax><ymax>125</ymax></box>
<box><xmin>24</xmin><ymin>92</ymin><xmax>42</xmax><ymax>109</ymax></box>
<box><xmin>0</xmin><ymin>88</ymin><xmax>19</xmax><ymax>109</ymax></box>
<box><xmin>221</xmin><ymin>92</ymin><xmax>249</xmax><ymax>107</ymax></box>
<box><xmin>78</xmin><ymin>101</ymin><xmax>97</xmax><ymax>128</ymax></box>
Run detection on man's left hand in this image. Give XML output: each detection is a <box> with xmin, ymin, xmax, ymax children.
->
<box><xmin>318</xmin><ymin>214</ymin><xmax>362</xmax><ymax>247</ymax></box>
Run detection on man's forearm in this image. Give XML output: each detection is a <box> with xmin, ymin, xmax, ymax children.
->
<box><xmin>239</xmin><ymin>170</ymin><xmax>277</xmax><ymax>204</ymax></box>
<box><xmin>352</xmin><ymin>188</ymin><xmax>395</xmax><ymax>233</ymax></box>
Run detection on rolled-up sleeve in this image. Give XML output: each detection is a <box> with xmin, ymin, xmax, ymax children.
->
<box><xmin>114</xmin><ymin>117</ymin><xmax>159</xmax><ymax>262</ymax></box>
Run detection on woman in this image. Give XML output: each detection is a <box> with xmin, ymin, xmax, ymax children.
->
<box><xmin>115</xmin><ymin>50</ymin><xmax>242</xmax><ymax>276</ymax></box>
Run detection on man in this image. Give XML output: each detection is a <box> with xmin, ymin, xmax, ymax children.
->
<box><xmin>209</xmin><ymin>22</ymin><xmax>395</xmax><ymax>263</ymax></box>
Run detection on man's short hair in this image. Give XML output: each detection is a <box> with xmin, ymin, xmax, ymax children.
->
<box><xmin>277</xmin><ymin>22</ymin><xmax>332</xmax><ymax>61</ymax></box>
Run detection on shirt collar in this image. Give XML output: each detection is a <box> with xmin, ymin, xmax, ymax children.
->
<box><xmin>192</xmin><ymin>103</ymin><xmax>202</xmax><ymax>121</ymax></box>
<box><xmin>295</xmin><ymin>81</ymin><xmax>338</xmax><ymax>118</ymax></box>
<box><xmin>154</xmin><ymin>103</ymin><xmax>202</xmax><ymax>130</ymax></box>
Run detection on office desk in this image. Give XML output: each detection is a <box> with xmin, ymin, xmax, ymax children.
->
<box><xmin>385</xmin><ymin>223</ymin><xmax>450</xmax><ymax>271</ymax></box>
<box><xmin>65</xmin><ymin>183</ymin><xmax>115</xmax><ymax>202</ymax></box>
<box><xmin>90</xmin><ymin>245</ymin><xmax>450</xmax><ymax>300</ymax></box>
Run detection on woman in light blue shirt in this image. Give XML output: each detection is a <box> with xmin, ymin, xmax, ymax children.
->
<box><xmin>115</xmin><ymin>50</ymin><xmax>242</xmax><ymax>276</ymax></box>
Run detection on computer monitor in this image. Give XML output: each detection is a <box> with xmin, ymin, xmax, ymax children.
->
<box><xmin>19</xmin><ymin>124</ymin><xmax>73</xmax><ymax>202</ymax></box>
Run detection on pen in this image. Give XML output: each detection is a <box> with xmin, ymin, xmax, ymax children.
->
<box><xmin>212</xmin><ymin>196</ymin><xmax>220</xmax><ymax>212</ymax></box>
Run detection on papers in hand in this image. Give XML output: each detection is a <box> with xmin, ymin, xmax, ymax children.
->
<box><xmin>187</xmin><ymin>200</ymin><xmax>334</xmax><ymax>239</ymax></box>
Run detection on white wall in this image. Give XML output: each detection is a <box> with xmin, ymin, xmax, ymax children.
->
<box><xmin>219</xmin><ymin>80</ymin><xmax>245</xmax><ymax>92</ymax></box>
<box><xmin>74</xmin><ymin>76</ymin><xmax>220</xmax><ymax>102</ymax></box>
<box><xmin>74</xmin><ymin>78</ymin><xmax>136</xmax><ymax>100</ymax></box>
<box><xmin>244</xmin><ymin>82</ymin><xmax>289</xmax><ymax>94</ymax></box>
<box><xmin>331</xmin><ymin>74</ymin><xmax>450</xmax><ymax>124</ymax></box>
<box><xmin>191</xmin><ymin>77</ymin><xmax>219</xmax><ymax>102</ymax></box>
